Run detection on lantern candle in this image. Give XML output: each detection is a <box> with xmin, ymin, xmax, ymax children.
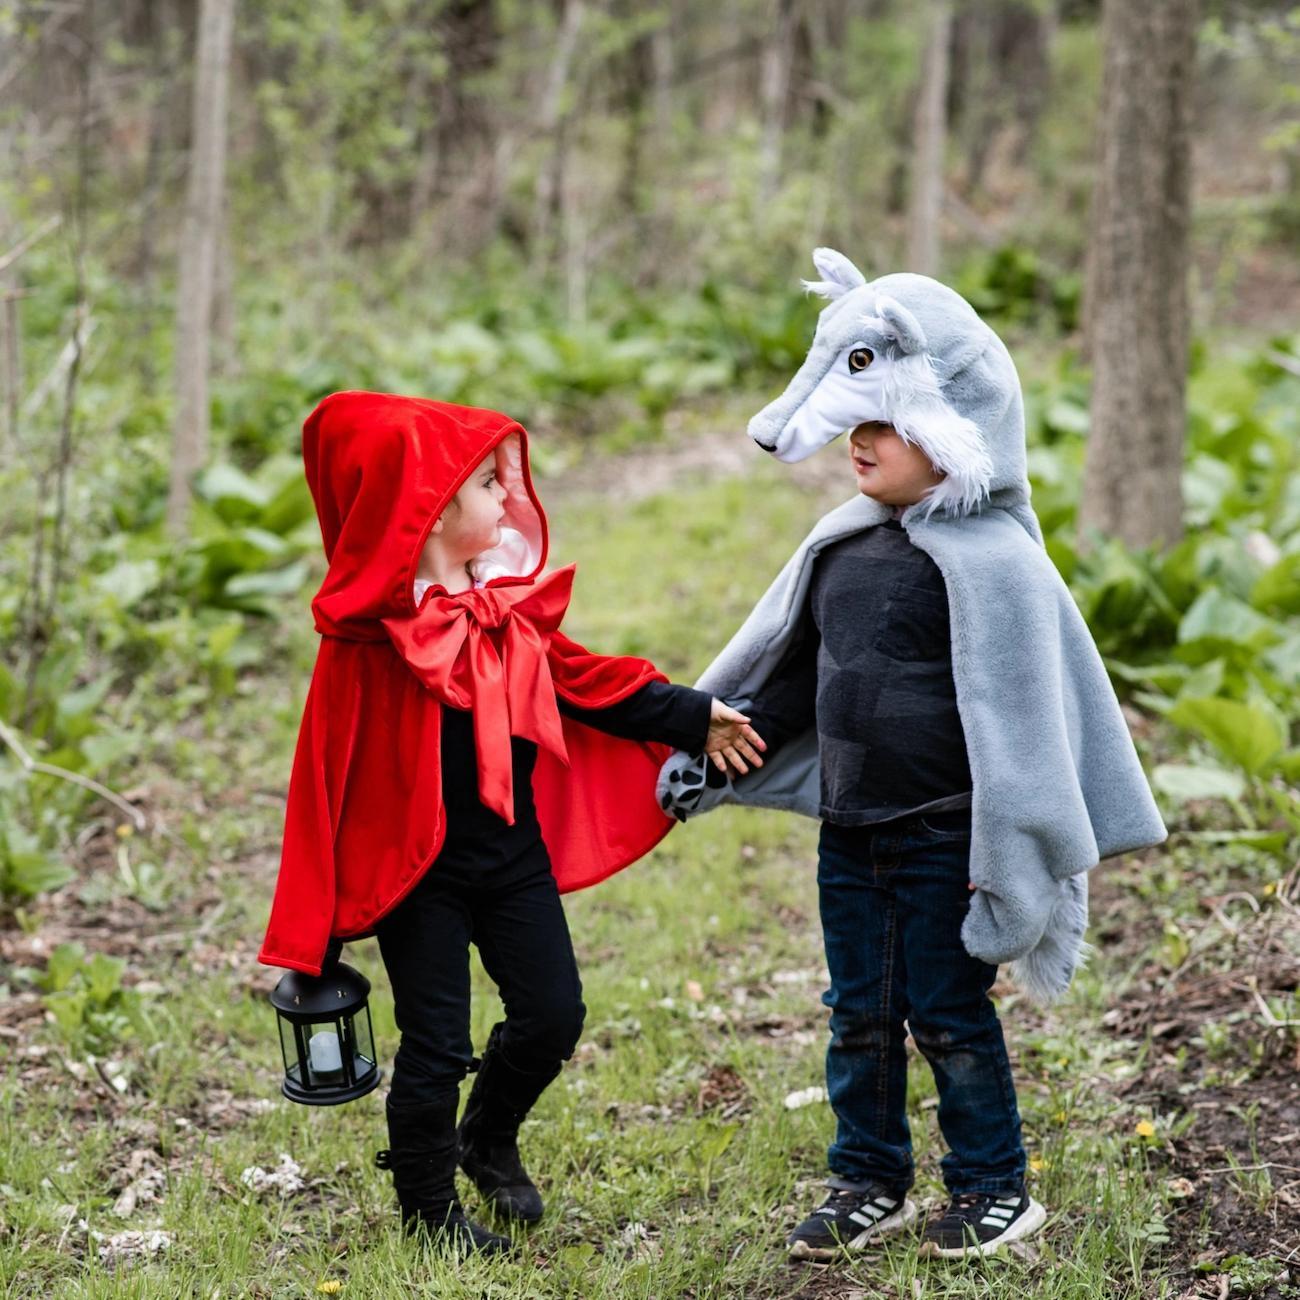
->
<box><xmin>309</xmin><ymin>1029</ymin><xmax>343</xmax><ymax>1074</ymax></box>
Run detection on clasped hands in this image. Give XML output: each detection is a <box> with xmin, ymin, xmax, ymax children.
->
<box><xmin>704</xmin><ymin>700</ymin><xmax>767</xmax><ymax>778</ymax></box>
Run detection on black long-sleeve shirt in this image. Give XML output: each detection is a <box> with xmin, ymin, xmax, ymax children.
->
<box><xmin>747</xmin><ymin>519</ymin><xmax>972</xmax><ymax>827</ymax></box>
<box><xmin>435</xmin><ymin>680</ymin><xmax>712</xmax><ymax>883</ymax></box>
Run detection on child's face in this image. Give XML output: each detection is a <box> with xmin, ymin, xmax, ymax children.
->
<box><xmin>848</xmin><ymin>422</ymin><xmax>944</xmax><ymax>507</ymax></box>
<box><xmin>430</xmin><ymin>449</ymin><xmax>508</xmax><ymax>563</ymax></box>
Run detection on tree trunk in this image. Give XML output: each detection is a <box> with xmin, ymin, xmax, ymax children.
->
<box><xmin>949</xmin><ymin>2</ymin><xmax>1052</xmax><ymax>193</ymax></box>
<box><xmin>1079</xmin><ymin>0</ymin><xmax>1196</xmax><ymax>551</ymax></box>
<box><xmin>650</xmin><ymin>10</ymin><xmax>673</xmax><ymax>140</ymax></box>
<box><xmin>531</xmin><ymin>0</ymin><xmax>586</xmax><ymax>267</ymax></box>
<box><xmin>907</xmin><ymin>0</ymin><xmax>951</xmax><ymax>276</ymax></box>
<box><xmin>131</xmin><ymin>0</ymin><xmax>174</xmax><ymax>392</ymax></box>
<box><xmin>758</xmin><ymin>0</ymin><xmax>798</xmax><ymax>203</ymax></box>
<box><xmin>0</xmin><ymin>200</ymin><xmax>17</xmax><ymax>458</ymax></box>
<box><xmin>211</xmin><ymin>193</ymin><xmax>237</xmax><ymax>377</ymax></box>
<box><xmin>167</xmin><ymin>0</ymin><xmax>235</xmax><ymax>535</ymax></box>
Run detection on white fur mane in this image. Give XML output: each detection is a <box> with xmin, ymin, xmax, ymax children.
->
<box><xmin>883</xmin><ymin>352</ymin><xmax>993</xmax><ymax>518</ymax></box>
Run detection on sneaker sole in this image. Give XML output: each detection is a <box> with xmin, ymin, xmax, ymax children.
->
<box><xmin>788</xmin><ymin>1199</ymin><xmax>919</xmax><ymax>1261</ymax></box>
<box><xmin>918</xmin><ymin>1198</ymin><xmax>1047</xmax><ymax>1260</ymax></box>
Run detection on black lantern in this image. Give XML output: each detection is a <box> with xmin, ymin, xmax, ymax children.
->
<box><xmin>269</xmin><ymin>962</ymin><xmax>382</xmax><ymax>1106</ymax></box>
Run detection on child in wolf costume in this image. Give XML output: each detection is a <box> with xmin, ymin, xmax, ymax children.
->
<box><xmin>658</xmin><ymin>250</ymin><xmax>1166</xmax><ymax>1259</ymax></box>
<box><xmin>258</xmin><ymin>393</ymin><xmax>763</xmax><ymax>1254</ymax></box>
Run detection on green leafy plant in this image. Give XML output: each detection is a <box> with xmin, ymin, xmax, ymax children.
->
<box><xmin>0</xmin><ymin>814</ymin><xmax>73</xmax><ymax>903</ymax></box>
<box><xmin>39</xmin><ymin>941</ymin><xmax>145</xmax><ymax>1056</ymax></box>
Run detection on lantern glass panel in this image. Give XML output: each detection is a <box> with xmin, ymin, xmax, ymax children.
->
<box><xmin>349</xmin><ymin>1007</ymin><xmax>376</xmax><ymax>1071</ymax></box>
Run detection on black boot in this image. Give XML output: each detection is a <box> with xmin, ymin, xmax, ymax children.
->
<box><xmin>458</xmin><ymin>1024</ymin><xmax>561</xmax><ymax>1224</ymax></box>
<box><xmin>375</xmin><ymin>1093</ymin><xmax>511</xmax><ymax>1254</ymax></box>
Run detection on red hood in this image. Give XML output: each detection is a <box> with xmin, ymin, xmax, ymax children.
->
<box><xmin>304</xmin><ymin>392</ymin><xmax>548</xmax><ymax>639</ymax></box>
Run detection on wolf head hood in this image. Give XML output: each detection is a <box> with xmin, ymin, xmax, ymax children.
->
<box><xmin>305</xmin><ymin>391</ymin><xmax>546</xmax><ymax>636</ymax></box>
<box><xmin>259</xmin><ymin>392</ymin><xmax>678</xmax><ymax>976</ymax></box>
<box><xmin>748</xmin><ymin>248</ymin><xmax>1029</xmax><ymax>523</ymax></box>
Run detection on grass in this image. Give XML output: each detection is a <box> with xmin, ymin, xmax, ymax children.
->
<box><xmin>2</xmin><ymin>460</ymin><xmax>1295</xmax><ymax>1298</ymax></box>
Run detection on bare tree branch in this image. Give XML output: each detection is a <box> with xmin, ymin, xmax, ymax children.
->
<box><xmin>0</xmin><ymin>718</ymin><xmax>147</xmax><ymax>831</ymax></box>
<box><xmin>0</xmin><ymin>215</ymin><xmax>63</xmax><ymax>276</ymax></box>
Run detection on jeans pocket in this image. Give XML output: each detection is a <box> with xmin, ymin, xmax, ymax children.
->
<box><xmin>917</xmin><ymin>810</ymin><xmax>973</xmax><ymax>841</ymax></box>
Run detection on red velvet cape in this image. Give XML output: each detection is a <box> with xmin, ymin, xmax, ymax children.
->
<box><xmin>259</xmin><ymin>392</ymin><xmax>675</xmax><ymax>975</ymax></box>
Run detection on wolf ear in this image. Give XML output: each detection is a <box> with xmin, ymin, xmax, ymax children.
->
<box><xmin>875</xmin><ymin>296</ymin><xmax>927</xmax><ymax>355</ymax></box>
<box><xmin>801</xmin><ymin>247</ymin><xmax>867</xmax><ymax>300</ymax></box>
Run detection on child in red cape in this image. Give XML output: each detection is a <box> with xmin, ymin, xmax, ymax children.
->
<box><xmin>258</xmin><ymin>392</ymin><xmax>764</xmax><ymax>1253</ymax></box>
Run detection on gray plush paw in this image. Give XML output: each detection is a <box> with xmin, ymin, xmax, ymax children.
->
<box><xmin>657</xmin><ymin>750</ymin><xmax>728</xmax><ymax>822</ymax></box>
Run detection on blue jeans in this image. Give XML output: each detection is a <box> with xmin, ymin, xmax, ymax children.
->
<box><xmin>817</xmin><ymin>809</ymin><xmax>1026</xmax><ymax>1195</ymax></box>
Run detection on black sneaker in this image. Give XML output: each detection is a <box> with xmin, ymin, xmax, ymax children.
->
<box><xmin>919</xmin><ymin>1188</ymin><xmax>1046</xmax><ymax>1259</ymax></box>
<box><xmin>787</xmin><ymin>1183</ymin><xmax>918</xmax><ymax>1260</ymax></box>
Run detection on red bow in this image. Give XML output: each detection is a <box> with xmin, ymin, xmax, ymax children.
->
<box><xmin>382</xmin><ymin>566</ymin><xmax>575</xmax><ymax>823</ymax></box>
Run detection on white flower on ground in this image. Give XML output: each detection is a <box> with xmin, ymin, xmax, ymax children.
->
<box><xmin>240</xmin><ymin>1153</ymin><xmax>305</xmax><ymax>1196</ymax></box>
<box><xmin>93</xmin><ymin>1229</ymin><xmax>172</xmax><ymax>1263</ymax></box>
<box><xmin>783</xmin><ymin>1086</ymin><xmax>829</xmax><ymax>1110</ymax></box>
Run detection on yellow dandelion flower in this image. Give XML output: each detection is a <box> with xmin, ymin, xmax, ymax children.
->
<box><xmin>316</xmin><ymin>1282</ymin><xmax>343</xmax><ymax>1296</ymax></box>
<box><xmin>1029</xmin><ymin>1156</ymin><xmax>1044</xmax><ymax>1173</ymax></box>
<box><xmin>1135</xmin><ymin>1120</ymin><xmax>1156</xmax><ymax>1138</ymax></box>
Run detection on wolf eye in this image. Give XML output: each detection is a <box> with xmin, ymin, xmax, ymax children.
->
<box><xmin>848</xmin><ymin>348</ymin><xmax>874</xmax><ymax>374</ymax></box>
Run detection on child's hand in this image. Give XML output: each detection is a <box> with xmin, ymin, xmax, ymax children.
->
<box><xmin>705</xmin><ymin>700</ymin><xmax>767</xmax><ymax>777</ymax></box>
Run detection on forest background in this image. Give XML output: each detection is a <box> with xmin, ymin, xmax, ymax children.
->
<box><xmin>1</xmin><ymin>2</ymin><xmax>1299</xmax><ymax>1297</ymax></box>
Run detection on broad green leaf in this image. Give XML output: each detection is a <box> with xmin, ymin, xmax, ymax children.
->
<box><xmin>81</xmin><ymin>733</ymin><xmax>135</xmax><ymax>771</ymax></box>
<box><xmin>258</xmin><ymin>474</ymin><xmax>314</xmax><ymax>536</ymax></box>
<box><xmin>57</xmin><ymin>675</ymin><xmax>113</xmax><ymax>723</ymax></box>
<box><xmin>45</xmin><ymin>988</ymin><xmax>89</xmax><ymax>1043</ymax></box>
<box><xmin>93</xmin><ymin>559</ymin><xmax>161</xmax><ymax>609</ymax></box>
<box><xmin>84</xmin><ymin>953</ymin><xmax>125</xmax><ymax>1005</ymax></box>
<box><xmin>1177</xmin><ymin>659</ymin><xmax>1225</xmax><ymax>699</ymax></box>
<box><xmin>1182</xmin><ymin>454</ymin><xmax>1238</xmax><ymax>527</ymax></box>
<box><xmin>6</xmin><ymin>850</ymin><xmax>74</xmax><ymax>899</ymax></box>
<box><xmin>1180</xmin><ymin>829</ymin><xmax>1290</xmax><ymax>855</ymax></box>
<box><xmin>1043</xmin><ymin>398</ymin><xmax>1089</xmax><ymax>437</ymax></box>
<box><xmin>1166</xmin><ymin>696</ymin><xmax>1286</xmax><ymax>775</ymax></box>
<box><xmin>194</xmin><ymin>463</ymin><xmax>273</xmax><ymax>522</ymax></box>
<box><xmin>224</xmin><ymin>559</ymin><xmax>312</xmax><ymax>600</ymax></box>
<box><xmin>41</xmin><ymin>942</ymin><xmax>86</xmax><ymax>993</ymax></box>
<box><xmin>1177</xmin><ymin>589</ymin><xmax>1280</xmax><ymax>649</ymax></box>
<box><xmin>204</xmin><ymin>619</ymin><xmax>244</xmax><ymax>661</ymax></box>
<box><xmin>1106</xmin><ymin>660</ymin><xmax>1191</xmax><ymax>695</ymax></box>
<box><xmin>1252</xmin><ymin>553</ymin><xmax>1300</xmax><ymax>616</ymax></box>
<box><xmin>1152</xmin><ymin>763</ymin><xmax>1246</xmax><ymax>804</ymax></box>
<box><xmin>1026</xmin><ymin>445</ymin><xmax>1069</xmax><ymax>486</ymax></box>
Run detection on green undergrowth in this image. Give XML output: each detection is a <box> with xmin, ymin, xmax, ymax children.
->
<box><xmin>5</xmin><ymin>465</ymin><xmax>1294</xmax><ymax>1297</ymax></box>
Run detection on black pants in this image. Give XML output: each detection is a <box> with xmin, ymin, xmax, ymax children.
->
<box><xmin>375</xmin><ymin>844</ymin><xmax>586</xmax><ymax>1106</ymax></box>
